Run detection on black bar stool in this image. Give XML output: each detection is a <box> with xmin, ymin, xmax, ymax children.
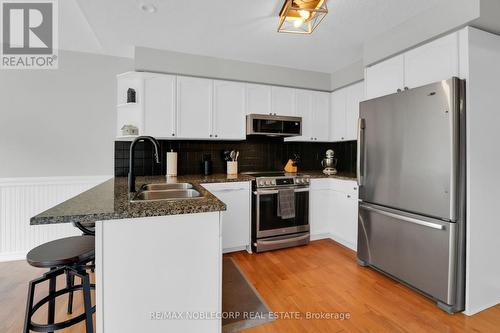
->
<box><xmin>24</xmin><ymin>235</ymin><xmax>95</xmax><ymax>333</ymax></box>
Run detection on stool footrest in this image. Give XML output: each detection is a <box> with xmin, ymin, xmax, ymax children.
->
<box><xmin>24</xmin><ymin>265</ymin><xmax>95</xmax><ymax>333</ymax></box>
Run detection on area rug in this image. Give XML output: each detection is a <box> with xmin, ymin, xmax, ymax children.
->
<box><xmin>222</xmin><ymin>257</ymin><xmax>274</xmax><ymax>332</ymax></box>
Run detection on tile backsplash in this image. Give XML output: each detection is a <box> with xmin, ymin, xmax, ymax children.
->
<box><xmin>114</xmin><ymin>137</ymin><xmax>356</xmax><ymax>177</ymax></box>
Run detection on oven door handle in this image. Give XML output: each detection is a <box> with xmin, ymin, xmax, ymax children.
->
<box><xmin>253</xmin><ymin>187</ymin><xmax>309</xmax><ymax>195</ymax></box>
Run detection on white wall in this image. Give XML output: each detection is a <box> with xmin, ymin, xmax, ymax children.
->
<box><xmin>464</xmin><ymin>27</ymin><xmax>500</xmax><ymax>315</ymax></box>
<box><xmin>330</xmin><ymin>60</ymin><xmax>364</xmax><ymax>92</ymax></box>
<box><xmin>0</xmin><ymin>50</ymin><xmax>133</xmax><ymax>178</ymax></box>
<box><xmin>135</xmin><ymin>47</ymin><xmax>332</xmax><ymax>91</ymax></box>
<box><xmin>475</xmin><ymin>0</ymin><xmax>500</xmax><ymax>36</ymax></box>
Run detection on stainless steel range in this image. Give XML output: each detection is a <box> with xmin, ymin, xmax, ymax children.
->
<box><xmin>244</xmin><ymin>172</ymin><xmax>310</xmax><ymax>252</ymax></box>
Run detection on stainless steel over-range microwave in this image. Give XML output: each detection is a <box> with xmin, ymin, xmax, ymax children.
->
<box><xmin>246</xmin><ymin>114</ymin><xmax>302</xmax><ymax>137</ymax></box>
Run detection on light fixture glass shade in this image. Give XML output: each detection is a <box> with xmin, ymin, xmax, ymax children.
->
<box><xmin>278</xmin><ymin>0</ymin><xmax>328</xmax><ymax>34</ymax></box>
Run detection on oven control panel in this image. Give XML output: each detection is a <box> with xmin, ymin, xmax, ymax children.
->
<box><xmin>256</xmin><ymin>176</ymin><xmax>310</xmax><ymax>188</ymax></box>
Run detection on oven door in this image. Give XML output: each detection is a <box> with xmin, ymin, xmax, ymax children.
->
<box><xmin>254</xmin><ymin>187</ymin><xmax>309</xmax><ymax>238</ymax></box>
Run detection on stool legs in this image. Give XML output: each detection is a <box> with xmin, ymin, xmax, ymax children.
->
<box><xmin>82</xmin><ymin>272</ymin><xmax>94</xmax><ymax>333</ymax></box>
<box><xmin>48</xmin><ymin>268</ymin><xmax>56</xmax><ymax>333</ymax></box>
<box><xmin>66</xmin><ymin>271</ymin><xmax>75</xmax><ymax>314</ymax></box>
<box><xmin>24</xmin><ymin>266</ymin><xmax>95</xmax><ymax>333</ymax></box>
<box><xmin>23</xmin><ymin>279</ymin><xmax>36</xmax><ymax>333</ymax></box>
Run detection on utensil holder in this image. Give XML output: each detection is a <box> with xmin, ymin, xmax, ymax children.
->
<box><xmin>227</xmin><ymin>161</ymin><xmax>238</xmax><ymax>175</ymax></box>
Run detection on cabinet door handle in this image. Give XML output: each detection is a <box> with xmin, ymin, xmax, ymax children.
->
<box><xmin>404</xmin><ymin>86</ymin><xmax>409</xmax><ymax>91</ymax></box>
<box><xmin>357</xmin><ymin>118</ymin><xmax>365</xmax><ymax>186</ymax></box>
<box><xmin>397</xmin><ymin>88</ymin><xmax>402</xmax><ymax>93</ymax></box>
<box><xmin>171</xmin><ymin>133</ymin><xmax>175</xmax><ymax>136</ymax></box>
<box><xmin>215</xmin><ymin>134</ymin><xmax>218</xmax><ymax>138</ymax></box>
<box><xmin>209</xmin><ymin>134</ymin><xmax>213</xmax><ymax>137</ymax></box>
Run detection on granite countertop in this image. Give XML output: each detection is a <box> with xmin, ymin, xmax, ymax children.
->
<box><xmin>31</xmin><ymin>174</ymin><xmax>254</xmax><ymax>225</ymax></box>
<box><xmin>30</xmin><ymin>171</ymin><xmax>355</xmax><ymax>226</ymax></box>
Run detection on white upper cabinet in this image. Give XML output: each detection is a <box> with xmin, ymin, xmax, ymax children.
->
<box><xmin>365</xmin><ymin>54</ymin><xmax>405</xmax><ymax>100</ymax></box>
<box><xmin>143</xmin><ymin>75</ymin><xmax>177</xmax><ymax>138</ymax></box>
<box><xmin>290</xmin><ymin>89</ymin><xmax>313</xmax><ymax>141</ymax></box>
<box><xmin>311</xmin><ymin>91</ymin><xmax>330</xmax><ymax>141</ymax></box>
<box><xmin>271</xmin><ymin>86</ymin><xmax>296</xmax><ymax>116</ymax></box>
<box><xmin>246</xmin><ymin>84</ymin><xmax>271</xmax><ymax>115</ymax></box>
<box><xmin>330</xmin><ymin>88</ymin><xmax>347</xmax><ymax>141</ymax></box>
<box><xmin>365</xmin><ymin>32</ymin><xmax>461</xmax><ymax>100</ymax></box>
<box><xmin>285</xmin><ymin>90</ymin><xmax>330</xmax><ymax>142</ymax></box>
<box><xmin>344</xmin><ymin>82</ymin><xmax>364</xmax><ymax>141</ymax></box>
<box><xmin>176</xmin><ymin>76</ymin><xmax>213</xmax><ymax>139</ymax></box>
<box><xmin>330</xmin><ymin>82</ymin><xmax>364</xmax><ymax>142</ymax></box>
<box><xmin>404</xmin><ymin>32</ymin><xmax>459</xmax><ymax>89</ymax></box>
<box><xmin>212</xmin><ymin>80</ymin><xmax>246</xmax><ymax>140</ymax></box>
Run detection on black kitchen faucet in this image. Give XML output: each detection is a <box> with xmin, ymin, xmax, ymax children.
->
<box><xmin>128</xmin><ymin>136</ymin><xmax>161</xmax><ymax>193</ymax></box>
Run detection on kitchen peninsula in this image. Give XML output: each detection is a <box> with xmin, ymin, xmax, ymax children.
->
<box><xmin>30</xmin><ymin>174</ymin><xmax>252</xmax><ymax>333</ymax></box>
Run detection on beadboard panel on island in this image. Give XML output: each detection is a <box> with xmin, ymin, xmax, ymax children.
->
<box><xmin>0</xmin><ymin>176</ymin><xmax>111</xmax><ymax>262</ymax></box>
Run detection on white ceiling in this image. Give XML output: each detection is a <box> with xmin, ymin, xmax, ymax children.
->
<box><xmin>71</xmin><ymin>0</ymin><xmax>444</xmax><ymax>73</ymax></box>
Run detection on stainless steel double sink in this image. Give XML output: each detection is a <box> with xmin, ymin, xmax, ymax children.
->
<box><xmin>130</xmin><ymin>183</ymin><xmax>202</xmax><ymax>202</ymax></box>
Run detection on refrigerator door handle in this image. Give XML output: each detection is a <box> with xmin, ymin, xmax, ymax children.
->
<box><xmin>357</xmin><ymin>118</ymin><xmax>366</xmax><ymax>186</ymax></box>
<box><xmin>360</xmin><ymin>204</ymin><xmax>445</xmax><ymax>230</ymax></box>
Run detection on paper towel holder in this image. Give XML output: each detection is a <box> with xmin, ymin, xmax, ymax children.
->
<box><xmin>166</xmin><ymin>149</ymin><xmax>178</xmax><ymax>177</ymax></box>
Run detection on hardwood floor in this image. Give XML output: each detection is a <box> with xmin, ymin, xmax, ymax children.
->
<box><xmin>226</xmin><ymin>240</ymin><xmax>500</xmax><ymax>333</ymax></box>
<box><xmin>0</xmin><ymin>260</ymin><xmax>95</xmax><ymax>333</ymax></box>
<box><xmin>1</xmin><ymin>239</ymin><xmax>499</xmax><ymax>332</ymax></box>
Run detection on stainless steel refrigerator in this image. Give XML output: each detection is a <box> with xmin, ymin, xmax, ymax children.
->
<box><xmin>357</xmin><ymin>77</ymin><xmax>466</xmax><ymax>313</ymax></box>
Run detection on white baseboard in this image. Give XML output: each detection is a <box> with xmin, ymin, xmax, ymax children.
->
<box><xmin>329</xmin><ymin>234</ymin><xmax>356</xmax><ymax>251</ymax></box>
<box><xmin>0</xmin><ymin>251</ymin><xmax>27</xmax><ymax>262</ymax></box>
<box><xmin>310</xmin><ymin>233</ymin><xmax>357</xmax><ymax>252</ymax></box>
<box><xmin>464</xmin><ymin>298</ymin><xmax>500</xmax><ymax>316</ymax></box>
<box><xmin>311</xmin><ymin>233</ymin><xmax>331</xmax><ymax>241</ymax></box>
<box><xmin>222</xmin><ymin>245</ymin><xmax>248</xmax><ymax>254</ymax></box>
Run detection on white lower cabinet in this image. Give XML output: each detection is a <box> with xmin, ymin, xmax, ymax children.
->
<box><xmin>329</xmin><ymin>190</ymin><xmax>358</xmax><ymax>250</ymax></box>
<box><xmin>310</xmin><ymin>188</ymin><xmax>335</xmax><ymax>237</ymax></box>
<box><xmin>202</xmin><ymin>182</ymin><xmax>251</xmax><ymax>253</ymax></box>
<box><xmin>310</xmin><ymin>179</ymin><xmax>358</xmax><ymax>251</ymax></box>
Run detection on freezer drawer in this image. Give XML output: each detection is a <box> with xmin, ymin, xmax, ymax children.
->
<box><xmin>357</xmin><ymin>203</ymin><xmax>459</xmax><ymax>306</ymax></box>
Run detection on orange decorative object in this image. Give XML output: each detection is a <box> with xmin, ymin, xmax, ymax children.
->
<box><xmin>284</xmin><ymin>159</ymin><xmax>298</xmax><ymax>173</ymax></box>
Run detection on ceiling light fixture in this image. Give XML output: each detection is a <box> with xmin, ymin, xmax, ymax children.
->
<box><xmin>278</xmin><ymin>0</ymin><xmax>328</xmax><ymax>34</ymax></box>
<box><xmin>140</xmin><ymin>3</ymin><xmax>157</xmax><ymax>13</ymax></box>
